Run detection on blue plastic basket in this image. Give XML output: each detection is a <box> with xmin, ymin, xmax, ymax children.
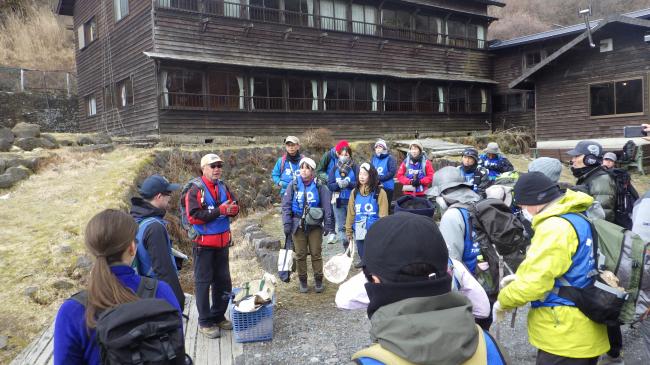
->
<box><xmin>230</xmin><ymin>288</ymin><xmax>275</xmax><ymax>343</ymax></box>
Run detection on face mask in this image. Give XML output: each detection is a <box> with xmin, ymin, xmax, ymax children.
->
<box><xmin>339</xmin><ymin>156</ymin><xmax>350</xmax><ymax>164</ymax></box>
<box><xmin>521</xmin><ymin>209</ymin><xmax>534</xmax><ymax>222</ymax></box>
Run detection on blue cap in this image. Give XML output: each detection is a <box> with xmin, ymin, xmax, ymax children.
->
<box><xmin>139</xmin><ymin>175</ymin><xmax>180</xmax><ymax>199</ymax></box>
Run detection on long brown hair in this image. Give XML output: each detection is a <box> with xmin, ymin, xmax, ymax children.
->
<box><xmin>84</xmin><ymin>209</ymin><xmax>139</xmax><ymax>328</ymax></box>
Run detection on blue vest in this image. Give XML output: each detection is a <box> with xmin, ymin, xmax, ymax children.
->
<box><xmin>134</xmin><ymin>217</ymin><xmax>177</xmax><ymax>278</ymax></box>
<box><xmin>458</xmin><ymin>166</ymin><xmax>480</xmax><ymax>192</ymax></box>
<box><xmin>354</xmin><ymin>189</ymin><xmax>380</xmax><ymax>232</ymax></box>
<box><xmin>532</xmin><ymin>213</ymin><xmax>596</xmax><ymax>308</ymax></box>
<box><xmin>291</xmin><ymin>178</ymin><xmax>321</xmax><ymax>215</ymax></box>
<box><xmin>279</xmin><ymin>155</ymin><xmax>301</xmax><ymax>193</ymax></box>
<box><xmin>458</xmin><ymin>208</ymin><xmax>482</xmax><ymax>273</ymax></box>
<box><xmin>193</xmin><ymin>179</ymin><xmax>230</xmax><ymax>236</ymax></box>
<box><xmin>371</xmin><ymin>155</ymin><xmax>394</xmax><ymax>191</ymax></box>
<box><xmin>404</xmin><ymin>156</ymin><xmax>426</xmax><ymax>193</ymax></box>
<box><xmin>335</xmin><ymin>166</ymin><xmax>356</xmax><ymax>201</ymax></box>
<box><xmin>480</xmin><ymin>154</ymin><xmax>502</xmax><ymax>180</ymax></box>
<box><xmin>326</xmin><ymin>149</ymin><xmax>338</xmax><ymax>175</ymax></box>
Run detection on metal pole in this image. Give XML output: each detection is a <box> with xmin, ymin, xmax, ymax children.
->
<box><xmin>20</xmin><ymin>69</ymin><xmax>24</xmax><ymax>92</ymax></box>
<box><xmin>66</xmin><ymin>72</ymin><xmax>71</xmax><ymax>97</ymax></box>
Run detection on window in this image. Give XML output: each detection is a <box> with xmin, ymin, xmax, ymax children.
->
<box><xmin>114</xmin><ymin>0</ymin><xmax>129</xmax><ymax>22</ymax></box>
<box><xmin>116</xmin><ymin>77</ymin><xmax>134</xmax><ymax>108</ymax></box>
<box><xmin>351</xmin><ymin>4</ymin><xmax>376</xmax><ymax>35</ymax></box>
<box><xmin>287</xmin><ymin>78</ymin><xmax>317</xmax><ymax>111</ymax></box>
<box><xmin>208</xmin><ymin>71</ymin><xmax>244</xmax><ymax>110</ymax></box>
<box><xmin>165</xmin><ymin>70</ymin><xmax>203</xmax><ymax>108</ymax></box>
<box><xmin>77</xmin><ymin>18</ymin><xmax>97</xmax><ymax>49</ymax></box>
<box><xmin>251</xmin><ymin>76</ymin><xmax>284</xmax><ymax>110</ymax></box>
<box><xmin>285</xmin><ymin>0</ymin><xmax>314</xmax><ymax>27</ymax></box>
<box><xmin>525</xmin><ymin>91</ymin><xmax>535</xmax><ymax>110</ymax></box>
<box><xmin>469</xmin><ymin>87</ymin><xmax>488</xmax><ymax>113</ymax></box>
<box><xmin>524</xmin><ymin>51</ymin><xmax>543</xmax><ymax>69</ymax></box>
<box><xmin>87</xmin><ymin>95</ymin><xmax>97</xmax><ymax>116</ymax></box>
<box><xmin>382</xmin><ymin>9</ymin><xmax>411</xmax><ymax>39</ymax></box>
<box><xmin>414</xmin><ymin>15</ymin><xmax>442</xmax><ymax>43</ymax></box>
<box><xmin>104</xmin><ymin>85</ymin><xmax>114</xmax><ymax>110</ymax></box>
<box><xmin>324</xmin><ymin>79</ymin><xmax>352</xmax><ymax>111</ymax></box>
<box><xmin>320</xmin><ymin>0</ymin><xmax>348</xmax><ymax>32</ymax></box>
<box><xmin>384</xmin><ymin>81</ymin><xmax>413</xmax><ymax>112</ymax></box>
<box><xmin>467</xmin><ymin>24</ymin><xmax>485</xmax><ymax>48</ymax></box>
<box><xmin>492</xmin><ymin>94</ymin><xmax>506</xmax><ymax>113</ymax></box>
<box><xmin>449</xmin><ymin>86</ymin><xmax>466</xmax><ymax>113</ymax></box>
<box><xmin>249</xmin><ymin>0</ymin><xmax>280</xmax><ymax>22</ymax></box>
<box><xmin>447</xmin><ymin>20</ymin><xmax>466</xmax><ymax>47</ymax></box>
<box><xmin>590</xmin><ymin>79</ymin><xmax>643</xmax><ymax>117</ymax></box>
<box><xmin>353</xmin><ymin>80</ymin><xmax>374</xmax><ymax>112</ymax></box>
<box><xmin>506</xmin><ymin>93</ymin><xmax>522</xmax><ymax>112</ymax></box>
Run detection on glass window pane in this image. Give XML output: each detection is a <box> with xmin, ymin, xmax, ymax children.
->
<box><xmin>506</xmin><ymin>93</ymin><xmax>522</xmax><ymax>112</ymax></box>
<box><xmin>615</xmin><ymin>79</ymin><xmax>642</xmax><ymax>114</ymax></box>
<box><xmin>184</xmin><ymin>72</ymin><xmax>203</xmax><ymax>94</ymax></box>
<box><xmin>590</xmin><ymin>83</ymin><xmax>614</xmax><ymax>116</ymax></box>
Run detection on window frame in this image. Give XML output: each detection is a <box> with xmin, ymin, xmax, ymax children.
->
<box><xmin>114</xmin><ymin>0</ymin><xmax>130</xmax><ymax>23</ymax></box>
<box><xmin>86</xmin><ymin>95</ymin><xmax>97</xmax><ymax>117</ymax></box>
<box><xmin>588</xmin><ymin>77</ymin><xmax>645</xmax><ymax>119</ymax></box>
<box><xmin>116</xmin><ymin>76</ymin><xmax>134</xmax><ymax>109</ymax></box>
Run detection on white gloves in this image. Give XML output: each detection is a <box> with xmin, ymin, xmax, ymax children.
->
<box><xmin>492</xmin><ymin>301</ymin><xmax>508</xmax><ymax>324</ymax></box>
<box><xmin>500</xmin><ymin>274</ymin><xmax>517</xmax><ymax>289</ymax></box>
<box><xmin>337</xmin><ymin>179</ymin><xmax>349</xmax><ymax>189</ymax></box>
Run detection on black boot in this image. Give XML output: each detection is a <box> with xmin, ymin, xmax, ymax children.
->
<box><xmin>314</xmin><ymin>276</ymin><xmax>324</xmax><ymax>293</ymax></box>
<box><xmin>299</xmin><ymin>275</ymin><xmax>308</xmax><ymax>293</ymax></box>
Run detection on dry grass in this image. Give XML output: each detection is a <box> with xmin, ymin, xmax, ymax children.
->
<box><xmin>300</xmin><ymin>128</ymin><xmax>335</xmax><ymax>153</ymax></box>
<box><xmin>0</xmin><ymin>146</ymin><xmax>152</xmax><ymax>363</ymax></box>
<box><xmin>444</xmin><ymin>129</ymin><xmax>535</xmax><ymax>154</ymax></box>
<box><xmin>0</xmin><ymin>3</ymin><xmax>74</xmax><ymax>71</ymax></box>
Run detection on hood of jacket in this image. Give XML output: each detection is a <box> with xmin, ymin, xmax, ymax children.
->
<box><xmin>130</xmin><ymin>197</ymin><xmax>166</xmax><ymax>222</ymax></box>
<box><xmin>442</xmin><ymin>186</ymin><xmax>480</xmax><ymax>205</ymax></box>
<box><xmin>369</xmin><ymin>292</ymin><xmax>479</xmax><ymax>365</ymax></box>
<box><xmin>531</xmin><ymin>189</ymin><xmax>594</xmax><ymax>230</ymax></box>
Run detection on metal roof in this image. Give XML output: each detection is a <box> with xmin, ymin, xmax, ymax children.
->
<box><xmin>490</xmin><ymin>8</ymin><xmax>650</xmax><ymax>50</ymax></box>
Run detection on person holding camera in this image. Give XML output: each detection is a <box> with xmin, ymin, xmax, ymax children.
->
<box><xmin>282</xmin><ymin>157</ymin><xmax>335</xmax><ymax>293</ymax></box>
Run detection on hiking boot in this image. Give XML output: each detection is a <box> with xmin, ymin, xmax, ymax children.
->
<box><xmin>314</xmin><ymin>277</ymin><xmax>324</xmax><ymax>293</ymax></box>
<box><xmin>198</xmin><ymin>325</ymin><xmax>221</xmax><ymax>339</ymax></box>
<box><xmin>299</xmin><ymin>276</ymin><xmax>309</xmax><ymax>293</ymax></box>
<box><xmin>216</xmin><ymin>319</ymin><xmax>233</xmax><ymax>331</ymax></box>
<box><xmin>353</xmin><ymin>260</ymin><xmax>363</xmax><ymax>269</ymax></box>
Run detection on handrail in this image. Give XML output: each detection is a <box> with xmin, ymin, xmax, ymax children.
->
<box><xmin>155</xmin><ymin>0</ymin><xmax>486</xmax><ymax>49</ymax></box>
<box><xmin>159</xmin><ymin>92</ymin><xmax>489</xmax><ymax>113</ymax></box>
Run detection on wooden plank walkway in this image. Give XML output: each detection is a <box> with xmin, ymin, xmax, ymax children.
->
<box><xmin>10</xmin><ymin>294</ymin><xmax>244</xmax><ymax>365</ymax></box>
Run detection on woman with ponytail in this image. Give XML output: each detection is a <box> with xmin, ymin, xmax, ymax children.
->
<box><xmin>54</xmin><ymin>209</ymin><xmax>181</xmax><ymax>365</ymax></box>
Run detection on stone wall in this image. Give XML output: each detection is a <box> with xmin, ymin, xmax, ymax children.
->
<box><xmin>0</xmin><ymin>92</ymin><xmax>78</xmax><ymax>132</ymax></box>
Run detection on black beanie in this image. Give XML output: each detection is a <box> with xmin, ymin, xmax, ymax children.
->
<box><xmin>513</xmin><ymin>171</ymin><xmax>562</xmax><ymax>206</ymax></box>
<box><xmin>393</xmin><ymin>196</ymin><xmax>436</xmax><ymax>218</ymax></box>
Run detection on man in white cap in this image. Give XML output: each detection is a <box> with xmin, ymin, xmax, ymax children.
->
<box><xmin>602</xmin><ymin>152</ymin><xmax>617</xmax><ymax>170</ymax></box>
<box><xmin>271</xmin><ymin>136</ymin><xmax>303</xmax><ymax>197</ymax></box>
<box><xmin>479</xmin><ymin>142</ymin><xmax>513</xmax><ymax>181</ymax></box>
<box><xmin>182</xmin><ymin>153</ymin><xmax>239</xmax><ymax>338</ymax></box>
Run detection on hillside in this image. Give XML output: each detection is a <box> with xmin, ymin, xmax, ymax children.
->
<box><xmin>490</xmin><ymin>0</ymin><xmax>650</xmax><ymax>40</ymax></box>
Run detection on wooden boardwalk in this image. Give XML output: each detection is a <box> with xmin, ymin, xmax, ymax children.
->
<box><xmin>10</xmin><ymin>294</ymin><xmax>244</xmax><ymax>365</ymax></box>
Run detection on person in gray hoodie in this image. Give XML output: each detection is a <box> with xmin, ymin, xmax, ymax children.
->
<box><xmin>633</xmin><ymin>190</ymin><xmax>650</xmax><ymax>361</ymax></box>
<box><xmin>351</xmin><ymin>213</ymin><xmax>507</xmax><ymax>365</ymax></box>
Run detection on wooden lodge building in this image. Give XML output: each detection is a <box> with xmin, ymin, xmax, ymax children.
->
<box><xmin>55</xmin><ymin>1</ymin><xmax>650</xmax><ymax>145</ymax></box>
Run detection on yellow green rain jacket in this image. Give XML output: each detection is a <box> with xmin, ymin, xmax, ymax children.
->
<box><xmin>497</xmin><ymin>189</ymin><xmax>609</xmax><ymax>358</ymax></box>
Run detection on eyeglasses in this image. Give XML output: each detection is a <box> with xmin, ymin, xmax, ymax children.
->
<box><xmin>209</xmin><ymin>162</ymin><xmax>223</xmax><ymax>169</ymax></box>
<box><xmin>160</xmin><ymin>192</ymin><xmax>172</xmax><ymax>197</ymax></box>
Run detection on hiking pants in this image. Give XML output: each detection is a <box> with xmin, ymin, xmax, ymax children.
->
<box><xmin>293</xmin><ymin>227</ymin><xmax>323</xmax><ymax>279</ymax></box>
<box><xmin>606</xmin><ymin>325</ymin><xmax>622</xmax><ymax>358</ymax></box>
<box><xmin>333</xmin><ymin>205</ymin><xmax>349</xmax><ymax>249</ymax></box>
<box><xmin>536</xmin><ymin>350</ymin><xmax>598</xmax><ymax>365</ymax></box>
<box><xmin>355</xmin><ymin>239</ymin><xmax>365</xmax><ymax>261</ymax></box>
<box><xmin>193</xmin><ymin>245</ymin><xmax>232</xmax><ymax>327</ymax></box>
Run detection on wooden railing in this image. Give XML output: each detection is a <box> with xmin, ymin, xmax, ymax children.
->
<box><xmin>160</xmin><ymin>92</ymin><xmax>488</xmax><ymax>113</ymax></box>
<box><xmin>155</xmin><ymin>0</ymin><xmax>486</xmax><ymax>49</ymax></box>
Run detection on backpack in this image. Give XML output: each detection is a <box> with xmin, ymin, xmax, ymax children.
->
<box><xmin>607</xmin><ymin>168</ymin><xmax>639</xmax><ymax>230</ymax></box>
<box><xmin>179</xmin><ymin>177</ymin><xmax>232</xmax><ymax>240</ymax></box>
<box><xmin>576</xmin><ymin>217</ymin><xmax>650</xmax><ymax>324</ymax></box>
<box><xmin>71</xmin><ymin>277</ymin><xmax>188</xmax><ymax>365</ymax></box>
<box><xmin>461</xmin><ymin>199</ymin><xmax>530</xmax><ymax>294</ymax></box>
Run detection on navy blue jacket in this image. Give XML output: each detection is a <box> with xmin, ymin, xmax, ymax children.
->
<box><xmin>53</xmin><ymin>265</ymin><xmax>181</xmax><ymax>365</ymax></box>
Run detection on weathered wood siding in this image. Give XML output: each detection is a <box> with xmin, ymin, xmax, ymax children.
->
<box><xmin>158</xmin><ymin>110</ymin><xmax>491</xmax><ymax>138</ymax></box>
<box><xmin>74</xmin><ymin>0</ymin><xmax>158</xmax><ymax>135</ymax></box>
<box><xmin>152</xmin><ymin>10</ymin><xmax>492</xmax><ymax>81</ymax></box>
<box><xmin>535</xmin><ymin>25</ymin><xmax>650</xmax><ymax>141</ymax></box>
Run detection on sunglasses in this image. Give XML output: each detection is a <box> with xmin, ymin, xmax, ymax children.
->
<box><xmin>209</xmin><ymin>162</ymin><xmax>223</xmax><ymax>169</ymax></box>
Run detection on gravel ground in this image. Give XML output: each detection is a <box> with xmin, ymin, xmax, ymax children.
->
<box><xmin>236</xmin><ymin>210</ymin><xmax>649</xmax><ymax>365</ymax></box>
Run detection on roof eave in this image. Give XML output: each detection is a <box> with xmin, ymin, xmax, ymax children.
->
<box><xmin>55</xmin><ymin>0</ymin><xmax>74</xmax><ymax>16</ymax></box>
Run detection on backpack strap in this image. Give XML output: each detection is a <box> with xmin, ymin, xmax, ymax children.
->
<box><xmin>70</xmin><ymin>291</ymin><xmax>88</xmax><ymax>307</ymax></box>
<box><xmin>136</xmin><ymin>276</ymin><xmax>159</xmax><ymax>299</ymax></box>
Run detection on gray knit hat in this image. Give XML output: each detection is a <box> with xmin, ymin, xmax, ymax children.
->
<box><xmin>528</xmin><ymin>157</ymin><xmax>562</xmax><ymax>183</ymax></box>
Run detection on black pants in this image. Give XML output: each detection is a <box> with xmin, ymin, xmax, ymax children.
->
<box><xmin>385</xmin><ymin>189</ymin><xmax>394</xmax><ymax>214</ymax></box>
<box><xmin>536</xmin><ymin>350</ymin><xmax>598</xmax><ymax>365</ymax></box>
<box><xmin>193</xmin><ymin>245</ymin><xmax>232</xmax><ymax>327</ymax></box>
<box><xmin>607</xmin><ymin>325</ymin><xmax>622</xmax><ymax>358</ymax></box>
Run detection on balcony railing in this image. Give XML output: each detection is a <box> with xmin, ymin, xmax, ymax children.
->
<box><xmin>155</xmin><ymin>0</ymin><xmax>486</xmax><ymax>49</ymax></box>
<box><xmin>160</xmin><ymin>92</ymin><xmax>488</xmax><ymax>113</ymax></box>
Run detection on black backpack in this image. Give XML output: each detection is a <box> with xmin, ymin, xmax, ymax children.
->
<box><xmin>607</xmin><ymin>168</ymin><xmax>639</xmax><ymax>230</ymax></box>
<box><xmin>71</xmin><ymin>277</ymin><xmax>189</xmax><ymax>365</ymax></box>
